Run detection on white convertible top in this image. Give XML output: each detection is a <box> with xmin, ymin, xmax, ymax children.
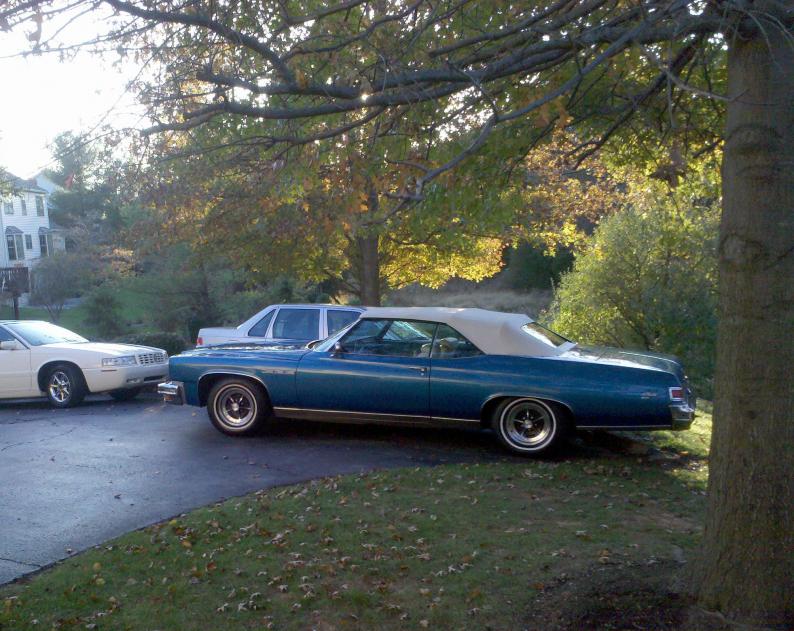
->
<box><xmin>361</xmin><ymin>307</ymin><xmax>576</xmax><ymax>357</ymax></box>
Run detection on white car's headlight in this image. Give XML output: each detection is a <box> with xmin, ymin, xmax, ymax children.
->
<box><xmin>102</xmin><ymin>356</ymin><xmax>137</xmax><ymax>367</ymax></box>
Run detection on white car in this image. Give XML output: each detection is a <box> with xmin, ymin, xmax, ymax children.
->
<box><xmin>196</xmin><ymin>304</ymin><xmax>364</xmax><ymax>347</ymax></box>
<box><xmin>0</xmin><ymin>320</ymin><xmax>169</xmax><ymax>407</ymax></box>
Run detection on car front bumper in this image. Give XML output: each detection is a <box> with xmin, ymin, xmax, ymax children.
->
<box><xmin>83</xmin><ymin>364</ymin><xmax>169</xmax><ymax>393</ymax></box>
<box><xmin>158</xmin><ymin>380</ymin><xmax>185</xmax><ymax>405</ymax></box>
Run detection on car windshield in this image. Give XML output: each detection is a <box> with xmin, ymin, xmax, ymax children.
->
<box><xmin>521</xmin><ymin>322</ymin><xmax>571</xmax><ymax>348</ymax></box>
<box><xmin>5</xmin><ymin>322</ymin><xmax>88</xmax><ymax>346</ymax></box>
<box><xmin>313</xmin><ymin>320</ymin><xmax>358</xmax><ymax>352</ymax></box>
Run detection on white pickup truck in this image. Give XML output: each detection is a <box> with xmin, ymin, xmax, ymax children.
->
<box><xmin>196</xmin><ymin>304</ymin><xmax>364</xmax><ymax>347</ymax></box>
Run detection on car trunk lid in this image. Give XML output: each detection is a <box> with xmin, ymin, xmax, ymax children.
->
<box><xmin>562</xmin><ymin>345</ymin><xmax>686</xmax><ymax>381</ymax></box>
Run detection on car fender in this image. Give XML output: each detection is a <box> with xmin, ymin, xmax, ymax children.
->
<box><xmin>195</xmin><ymin>370</ymin><xmax>273</xmax><ymax>407</ymax></box>
<box><xmin>480</xmin><ymin>391</ymin><xmax>577</xmax><ymax>424</ymax></box>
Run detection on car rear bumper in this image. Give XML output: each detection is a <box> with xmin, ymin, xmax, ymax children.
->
<box><xmin>158</xmin><ymin>380</ymin><xmax>185</xmax><ymax>405</ymax></box>
<box><xmin>670</xmin><ymin>403</ymin><xmax>695</xmax><ymax>430</ymax></box>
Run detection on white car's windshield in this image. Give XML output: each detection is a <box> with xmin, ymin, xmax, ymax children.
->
<box><xmin>6</xmin><ymin>322</ymin><xmax>88</xmax><ymax>346</ymax></box>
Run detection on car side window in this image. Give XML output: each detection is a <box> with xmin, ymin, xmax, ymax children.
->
<box><xmin>248</xmin><ymin>310</ymin><xmax>275</xmax><ymax>337</ymax></box>
<box><xmin>271</xmin><ymin>308</ymin><xmax>320</xmax><ymax>340</ymax></box>
<box><xmin>327</xmin><ymin>310</ymin><xmax>360</xmax><ymax>336</ymax></box>
<box><xmin>431</xmin><ymin>324</ymin><xmax>482</xmax><ymax>358</ymax></box>
<box><xmin>0</xmin><ymin>326</ymin><xmax>15</xmax><ymax>343</ymax></box>
<box><xmin>339</xmin><ymin>319</ymin><xmax>436</xmax><ymax>357</ymax></box>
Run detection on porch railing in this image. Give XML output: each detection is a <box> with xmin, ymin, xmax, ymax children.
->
<box><xmin>0</xmin><ymin>267</ymin><xmax>30</xmax><ymax>296</ymax></box>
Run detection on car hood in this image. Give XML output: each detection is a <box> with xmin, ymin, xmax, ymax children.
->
<box><xmin>40</xmin><ymin>342</ymin><xmax>165</xmax><ymax>356</ymax></box>
<box><xmin>561</xmin><ymin>345</ymin><xmax>685</xmax><ymax>379</ymax></box>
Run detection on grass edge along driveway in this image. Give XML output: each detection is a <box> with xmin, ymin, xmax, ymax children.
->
<box><xmin>1</xmin><ymin>414</ymin><xmax>710</xmax><ymax>630</ymax></box>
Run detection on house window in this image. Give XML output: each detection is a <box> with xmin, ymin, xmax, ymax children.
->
<box><xmin>35</xmin><ymin>196</ymin><xmax>45</xmax><ymax>216</ymax></box>
<box><xmin>20</xmin><ymin>197</ymin><xmax>27</xmax><ymax>216</ymax></box>
<box><xmin>6</xmin><ymin>234</ymin><xmax>24</xmax><ymax>261</ymax></box>
<box><xmin>24</xmin><ymin>235</ymin><xmax>33</xmax><ymax>250</ymax></box>
<box><xmin>39</xmin><ymin>234</ymin><xmax>53</xmax><ymax>257</ymax></box>
<box><xmin>3</xmin><ymin>201</ymin><xmax>13</xmax><ymax>215</ymax></box>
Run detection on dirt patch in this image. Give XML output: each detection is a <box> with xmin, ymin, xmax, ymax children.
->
<box><xmin>523</xmin><ymin>560</ymin><xmax>732</xmax><ymax>630</ymax></box>
<box><xmin>635</xmin><ymin>510</ymin><xmax>700</xmax><ymax>534</ymax></box>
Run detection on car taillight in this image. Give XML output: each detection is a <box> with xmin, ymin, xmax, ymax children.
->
<box><xmin>669</xmin><ymin>387</ymin><xmax>684</xmax><ymax>401</ymax></box>
<box><xmin>197</xmin><ymin>337</ymin><xmax>203</xmax><ymax>346</ymax></box>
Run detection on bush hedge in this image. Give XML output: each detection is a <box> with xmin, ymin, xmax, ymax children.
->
<box><xmin>115</xmin><ymin>332</ymin><xmax>188</xmax><ymax>356</ymax></box>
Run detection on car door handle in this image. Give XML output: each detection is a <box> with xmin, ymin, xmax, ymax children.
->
<box><xmin>409</xmin><ymin>366</ymin><xmax>428</xmax><ymax>374</ymax></box>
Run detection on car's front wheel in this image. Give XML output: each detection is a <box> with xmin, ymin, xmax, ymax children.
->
<box><xmin>45</xmin><ymin>364</ymin><xmax>87</xmax><ymax>408</ymax></box>
<box><xmin>492</xmin><ymin>397</ymin><xmax>568</xmax><ymax>455</ymax></box>
<box><xmin>207</xmin><ymin>378</ymin><xmax>270</xmax><ymax>436</ymax></box>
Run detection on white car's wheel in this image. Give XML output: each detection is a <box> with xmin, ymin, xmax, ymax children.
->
<box><xmin>45</xmin><ymin>364</ymin><xmax>87</xmax><ymax>409</ymax></box>
<box><xmin>492</xmin><ymin>398</ymin><xmax>568</xmax><ymax>455</ymax></box>
<box><xmin>207</xmin><ymin>378</ymin><xmax>269</xmax><ymax>436</ymax></box>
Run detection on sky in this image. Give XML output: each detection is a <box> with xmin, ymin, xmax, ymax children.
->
<box><xmin>0</xmin><ymin>13</ymin><xmax>142</xmax><ymax>178</ymax></box>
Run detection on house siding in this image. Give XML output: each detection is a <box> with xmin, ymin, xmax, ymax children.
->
<box><xmin>1</xmin><ymin>187</ymin><xmax>58</xmax><ymax>269</ymax></box>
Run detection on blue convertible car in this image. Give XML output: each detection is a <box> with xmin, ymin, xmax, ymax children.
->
<box><xmin>158</xmin><ymin>307</ymin><xmax>695</xmax><ymax>455</ymax></box>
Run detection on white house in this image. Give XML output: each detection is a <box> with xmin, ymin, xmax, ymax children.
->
<box><xmin>0</xmin><ymin>173</ymin><xmax>65</xmax><ymax>273</ymax></box>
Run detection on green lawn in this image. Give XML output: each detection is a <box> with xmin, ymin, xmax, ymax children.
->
<box><xmin>0</xmin><ymin>283</ymin><xmax>163</xmax><ymax>340</ymax></box>
<box><xmin>0</xmin><ymin>413</ymin><xmax>710</xmax><ymax>630</ymax></box>
<box><xmin>0</xmin><ymin>302</ymin><xmax>87</xmax><ymax>333</ymax></box>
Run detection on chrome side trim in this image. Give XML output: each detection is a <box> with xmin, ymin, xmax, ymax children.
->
<box><xmin>274</xmin><ymin>407</ymin><xmax>429</xmax><ymax>425</ymax></box>
<box><xmin>273</xmin><ymin>407</ymin><xmax>479</xmax><ymax>428</ymax></box>
<box><xmin>432</xmin><ymin>416</ymin><xmax>481</xmax><ymax>424</ymax></box>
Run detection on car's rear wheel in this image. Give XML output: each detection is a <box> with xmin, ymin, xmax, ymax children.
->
<box><xmin>207</xmin><ymin>378</ymin><xmax>269</xmax><ymax>436</ymax></box>
<box><xmin>45</xmin><ymin>364</ymin><xmax>87</xmax><ymax>408</ymax></box>
<box><xmin>492</xmin><ymin>397</ymin><xmax>567</xmax><ymax>455</ymax></box>
<box><xmin>109</xmin><ymin>387</ymin><xmax>143</xmax><ymax>402</ymax></box>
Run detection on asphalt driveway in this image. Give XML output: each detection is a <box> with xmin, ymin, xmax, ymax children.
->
<box><xmin>0</xmin><ymin>393</ymin><xmax>504</xmax><ymax>584</ymax></box>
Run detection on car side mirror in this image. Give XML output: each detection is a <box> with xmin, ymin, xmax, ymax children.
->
<box><xmin>0</xmin><ymin>340</ymin><xmax>23</xmax><ymax>351</ymax></box>
<box><xmin>330</xmin><ymin>342</ymin><xmax>346</xmax><ymax>356</ymax></box>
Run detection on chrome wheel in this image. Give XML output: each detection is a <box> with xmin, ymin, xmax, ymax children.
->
<box><xmin>500</xmin><ymin>398</ymin><xmax>555</xmax><ymax>449</ymax></box>
<box><xmin>214</xmin><ymin>384</ymin><xmax>257</xmax><ymax>429</ymax></box>
<box><xmin>48</xmin><ymin>370</ymin><xmax>72</xmax><ymax>404</ymax></box>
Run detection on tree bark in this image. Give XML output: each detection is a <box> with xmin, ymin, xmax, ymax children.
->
<box><xmin>356</xmin><ymin>234</ymin><xmax>381</xmax><ymax>306</ymax></box>
<box><xmin>694</xmin><ymin>18</ymin><xmax>794</xmax><ymax>628</ymax></box>
<box><xmin>353</xmin><ymin>176</ymin><xmax>383</xmax><ymax>306</ymax></box>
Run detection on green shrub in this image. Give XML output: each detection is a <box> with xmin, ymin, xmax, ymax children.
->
<box><xmin>218</xmin><ymin>288</ymin><xmax>276</xmax><ymax>326</ymax></box>
<box><xmin>29</xmin><ymin>252</ymin><xmax>93</xmax><ymax>321</ymax></box>
<box><xmin>546</xmin><ymin>186</ymin><xmax>718</xmax><ymax>397</ymax></box>
<box><xmin>217</xmin><ymin>277</ymin><xmax>332</xmax><ymax>326</ymax></box>
<box><xmin>505</xmin><ymin>242</ymin><xmax>574</xmax><ymax>290</ymax></box>
<box><xmin>115</xmin><ymin>332</ymin><xmax>188</xmax><ymax>356</ymax></box>
<box><xmin>83</xmin><ymin>285</ymin><xmax>127</xmax><ymax>338</ymax></box>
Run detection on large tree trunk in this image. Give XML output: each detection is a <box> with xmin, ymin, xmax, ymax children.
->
<box><xmin>356</xmin><ymin>234</ymin><xmax>381</xmax><ymax>306</ymax></box>
<box><xmin>354</xmin><ymin>177</ymin><xmax>383</xmax><ymax>306</ymax></box>
<box><xmin>694</xmin><ymin>17</ymin><xmax>794</xmax><ymax>628</ymax></box>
